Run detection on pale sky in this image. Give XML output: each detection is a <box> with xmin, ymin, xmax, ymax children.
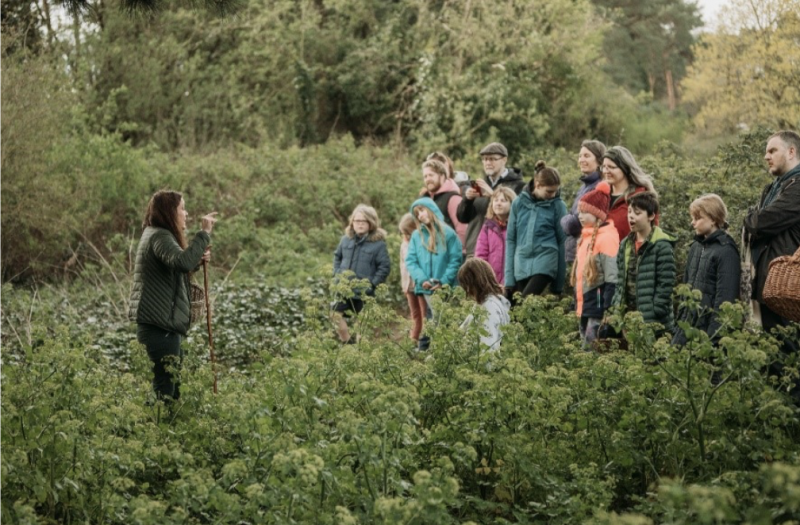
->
<box><xmin>695</xmin><ymin>0</ymin><xmax>728</xmax><ymax>29</ymax></box>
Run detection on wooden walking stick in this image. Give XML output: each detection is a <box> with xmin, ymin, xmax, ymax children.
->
<box><xmin>203</xmin><ymin>257</ymin><xmax>218</xmax><ymax>394</ymax></box>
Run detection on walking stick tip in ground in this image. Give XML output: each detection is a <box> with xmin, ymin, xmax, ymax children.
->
<box><xmin>203</xmin><ymin>258</ymin><xmax>218</xmax><ymax>394</ymax></box>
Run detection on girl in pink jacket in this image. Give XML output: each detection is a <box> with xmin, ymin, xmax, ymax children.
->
<box><xmin>475</xmin><ymin>187</ymin><xmax>517</xmax><ymax>285</ymax></box>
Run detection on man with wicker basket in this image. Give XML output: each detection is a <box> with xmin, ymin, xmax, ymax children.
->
<box><xmin>744</xmin><ymin>130</ymin><xmax>800</xmax><ymax>402</ymax></box>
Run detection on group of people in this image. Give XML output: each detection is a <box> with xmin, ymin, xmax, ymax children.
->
<box><xmin>129</xmin><ymin>130</ymin><xmax>800</xmax><ymax>403</ymax></box>
<box><xmin>331</xmin><ymin>131</ymin><xmax>800</xmax><ymax>369</ymax></box>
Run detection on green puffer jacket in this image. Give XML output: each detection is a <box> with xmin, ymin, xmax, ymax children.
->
<box><xmin>129</xmin><ymin>227</ymin><xmax>211</xmax><ymax>335</ymax></box>
<box><xmin>611</xmin><ymin>226</ymin><xmax>676</xmax><ymax>333</ymax></box>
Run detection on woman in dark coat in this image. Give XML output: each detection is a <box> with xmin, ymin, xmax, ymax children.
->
<box><xmin>129</xmin><ymin>190</ymin><xmax>217</xmax><ymax>401</ymax></box>
<box><xmin>672</xmin><ymin>194</ymin><xmax>741</xmax><ymax>346</ymax></box>
<box><xmin>561</xmin><ymin>140</ymin><xmax>606</xmax><ymax>267</ymax></box>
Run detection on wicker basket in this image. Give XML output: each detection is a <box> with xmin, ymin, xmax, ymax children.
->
<box><xmin>189</xmin><ymin>282</ymin><xmax>206</xmax><ymax>326</ymax></box>
<box><xmin>763</xmin><ymin>246</ymin><xmax>800</xmax><ymax>323</ymax></box>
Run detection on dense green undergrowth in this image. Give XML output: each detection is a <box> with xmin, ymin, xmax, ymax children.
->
<box><xmin>3</xmin><ymin>280</ymin><xmax>800</xmax><ymax>523</ymax></box>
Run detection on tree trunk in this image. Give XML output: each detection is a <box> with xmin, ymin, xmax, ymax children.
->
<box><xmin>40</xmin><ymin>0</ymin><xmax>56</xmax><ymax>48</ymax></box>
<box><xmin>647</xmin><ymin>72</ymin><xmax>656</xmax><ymax>99</ymax></box>
<box><xmin>665</xmin><ymin>68</ymin><xmax>676</xmax><ymax>111</ymax></box>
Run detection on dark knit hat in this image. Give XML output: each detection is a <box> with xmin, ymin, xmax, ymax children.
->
<box><xmin>578</xmin><ymin>181</ymin><xmax>611</xmax><ymax>221</ymax></box>
<box><xmin>479</xmin><ymin>142</ymin><xmax>508</xmax><ymax>158</ymax></box>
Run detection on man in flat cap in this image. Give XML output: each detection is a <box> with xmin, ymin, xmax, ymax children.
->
<box><xmin>457</xmin><ymin>142</ymin><xmax>526</xmax><ymax>257</ymax></box>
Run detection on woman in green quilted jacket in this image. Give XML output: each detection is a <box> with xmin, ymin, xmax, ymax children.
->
<box><xmin>129</xmin><ymin>190</ymin><xmax>217</xmax><ymax>402</ymax></box>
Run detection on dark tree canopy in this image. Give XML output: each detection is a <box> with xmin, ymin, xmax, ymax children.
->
<box><xmin>591</xmin><ymin>0</ymin><xmax>702</xmax><ymax>107</ymax></box>
<box><xmin>60</xmin><ymin>0</ymin><xmax>242</xmax><ymax>15</ymax></box>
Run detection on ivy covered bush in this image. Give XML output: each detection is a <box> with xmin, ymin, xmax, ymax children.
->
<box><xmin>3</xmin><ymin>283</ymin><xmax>799</xmax><ymax>523</ymax></box>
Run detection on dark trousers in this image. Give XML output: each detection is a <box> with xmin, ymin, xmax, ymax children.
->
<box><xmin>138</xmin><ymin>324</ymin><xmax>183</xmax><ymax>401</ymax></box>
<box><xmin>509</xmin><ymin>274</ymin><xmax>554</xmax><ymax>306</ymax></box>
<box><xmin>516</xmin><ymin>274</ymin><xmax>554</xmax><ymax>296</ymax></box>
<box><xmin>762</xmin><ymin>303</ymin><xmax>800</xmax><ymax>403</ymax></box>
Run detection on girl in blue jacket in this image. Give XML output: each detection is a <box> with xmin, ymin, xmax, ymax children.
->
<box><xmin>505</xmin><ymin>160</ymin><xmax>568</xmax><ymax>300</ymax></box>
<box><xmin>405</xmin><ymin>197</ymin><xmax>463</xmax><ymax>350</ymax></box>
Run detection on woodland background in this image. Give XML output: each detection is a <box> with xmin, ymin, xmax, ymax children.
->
<box><xmin>2</xmin><ymin>0</ymin><xmax>800</xmax><ymax>523</ymax></box>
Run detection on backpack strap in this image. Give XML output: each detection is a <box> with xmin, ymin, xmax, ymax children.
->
<box><xmin>432</xmin><ymin>191</ymin><xmax>459</xmax><ymax>228</ymax></box>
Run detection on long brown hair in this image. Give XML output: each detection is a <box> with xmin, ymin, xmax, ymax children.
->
<box><xmin>143</xmin><ymin>190</ymin><xmax>187</xmax><ymax>249</ymax></box>
<box><xmin>413</xmin><ymin>204</ymin><xmax>446</xmax><ymax>253</ymax></box>
<box><xmin>458</xmin><ymin>258</ymin><xmax>503</xmax><ymax>304</ymax></box>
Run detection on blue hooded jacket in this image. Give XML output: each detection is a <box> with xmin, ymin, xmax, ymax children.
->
<box><xmin>505</xmin><ymin>187</ymin><xmax>568</xmax><ymax>292</ymax></box>
<box><xmin>405</xmin><ymin>198</ymin><xmax>463</xmax><ymax>295</ymax></box>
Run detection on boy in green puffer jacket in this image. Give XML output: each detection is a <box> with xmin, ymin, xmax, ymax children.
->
<box><xmin>610</xmin><ymin>191</ymin><xmax>676</xmax><ymax>336</ymax></box>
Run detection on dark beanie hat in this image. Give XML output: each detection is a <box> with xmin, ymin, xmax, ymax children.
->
<box><xmin>578</xmin><ymin>181</ymin><xmax>612</xmax><ymax>222</ymax></box>
<box><xmin>479</xmin><ymin>142</ymin><xmax>508</xmax><ymax>157</ymax></box>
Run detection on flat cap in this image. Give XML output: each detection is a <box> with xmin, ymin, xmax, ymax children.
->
<box><xmin>479</xmin><ymin>142</ymin><xmax>508</xmax><ymax>157</ymax></box>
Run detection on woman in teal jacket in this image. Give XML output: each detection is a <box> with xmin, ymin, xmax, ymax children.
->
<box><xmin>405</xmin><ymin>197</ymin><xmax>462</xmax><ymax>350</ymax></box>
<box><xmin>505</xmin><ymin>161</ymin><xmax>568</xmax><ymax>298</ymax></box>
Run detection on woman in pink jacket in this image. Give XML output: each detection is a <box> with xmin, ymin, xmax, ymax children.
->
<box><xmin>475</xmin><ymin>187</ymin><xmax>516</xmax><ymax>285</ymax></box>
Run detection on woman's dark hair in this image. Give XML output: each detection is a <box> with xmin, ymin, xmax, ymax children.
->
<box><xmin>602</xmin><ymin>146</ymin><xmax>657</xmax><ymax>196</ymax></box>
<box><xmin>143</xmin><ymin>190</ymin><xmax>187</xmax><ymax>249</ymax></box>
<box><xmin>531</xmin><ymin>160</ymin><xmax>561</xmax><ymax>187</ymax></box>
<box><xmin>458</xmin><ymin>258</ymin><xmax>503</xmax><ymax>304</ymax></box>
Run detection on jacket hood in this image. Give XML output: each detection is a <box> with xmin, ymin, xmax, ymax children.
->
<box><xmin>518</xmin><ymin>187</ymin><xmax>561</xmax><ymax>208</ymax></box>
<box><xmin>628</xmin><ymin>225</ymin><xmax>674</xmax><ymax>246</ymax></box>
<box><xmin>431</xmin><ymin>178</ymin><xmax>461</xmax><ymax>197</ymax></box>
<box><xmin>346</xmin><ymin>228</ymin><xmax>387</xmax><ymax>242</ymax></box>
<box><xmin>580</xmin><ymin>221</ymin><xmax>616</xmax><ymax>239</ymax></box>
<box><xmin>482</xmin><ymin>167</ymin><xmax>524</xmax><ymax>184</ymax></box>
<box><xmin>410</xmin><ymin>197</ymin><xmax>446</xmax><ymax>223</ymax></box>
<box><xmin>695</xmin><ymin>228</ymin><xmax>738</xmax><ymax>249</ymax></box>
<box><xmin>484</xmin><ymin>218</ymin><xmax>508</xmax><ymax>234</ymax></box>
<box><xmin>579</xmin><ymin>171</ymin><xmax>602</xmax><ymax>185</ymax></box>
<box><xmin>495</xmin><ymin>167</ymin><xmax>524</xmax><ymax>182</ymax></box>
<box><xmin>782</xmin><ymin>163</ymin><xmax>800</xmax><ymax>180</ymax></box>
<box><xmin>650</xmin><ymin>226</ymin><xmax>676</xmax><ymax>244</ymax></box>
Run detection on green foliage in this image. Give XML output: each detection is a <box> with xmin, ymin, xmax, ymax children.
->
<box><xmin>592</xmin><ymin>0</ymin><xmax>702</xmax><ymax>101</ymax></box>
<box><xmin>3</xmin><ymin>279</ymin><xmax>800</xmax><ymax>523</ymax></box>
<box><xmin>11</xmin><ymin>0</ymin><xmax>700</xmax><ymax>157</ymax></box>
<box><xmin>682</xmin><ymin>0</ymin><xmax>800</xmax><ymax>136</ymax></box>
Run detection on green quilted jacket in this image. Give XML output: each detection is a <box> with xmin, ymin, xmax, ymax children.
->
<box><xmin>129</xmin><ymin>227</ymin><xmax>210</xmax><ymax>335</ymax></box>
<box><xmin>611</xmin><ymin>226</ymin><xmax>676</xmax><ymax>333</ymax></box>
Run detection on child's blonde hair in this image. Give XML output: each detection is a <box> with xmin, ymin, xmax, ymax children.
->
<box><xmin>398</xmin><ymin>213</ymin><xmax>416</xmax><ymax>237</ymax></box>
<box><xmin>486</xmin><ymin>187</ymin><xmax>517</xmax><ymax>220</ymax></box>
<box><xmin>413</xmin><ymin>205</ymin><xmax>446</xmax><ymax>253</ymax></box>
<box><xmin>689</xmin><ymin>194</ymin><xmax>729</xmax><ymax>229</ymax></box>
<box><xmin>346</xmin><ymin>204</ymin><xmax>384</xmax><ymax>237</ymax></box>
<box><xmin>458</xmin><ymin>258</ymin><xmax>503</xmax><ymax>304</ymax></box>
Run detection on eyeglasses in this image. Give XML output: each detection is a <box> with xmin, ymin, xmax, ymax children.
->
<box><xmin>482</xmin><ymin>156</ymin><xmax>503</xmax><ymax>163</ymax></box>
